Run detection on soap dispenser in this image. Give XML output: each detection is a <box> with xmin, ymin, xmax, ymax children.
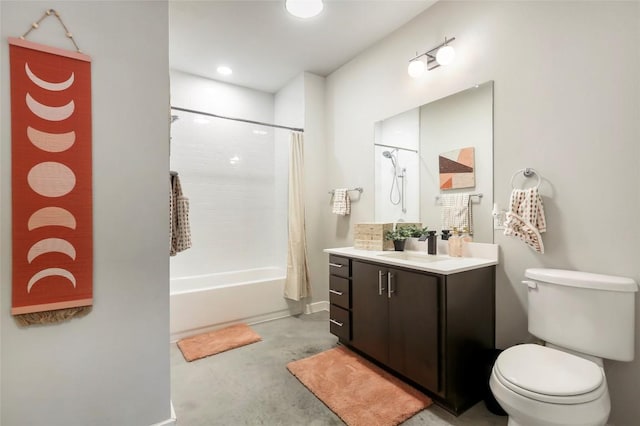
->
<box><xmin>426</xmin><ymin>231</ymin><xmax>437</xmax><ymax>255</ymax></box>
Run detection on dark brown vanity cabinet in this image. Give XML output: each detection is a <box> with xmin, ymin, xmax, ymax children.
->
<box><xmin>351</xmin><ymin>261</ymin><xmax>439</xmax><ymax>392</ymax></box>
<box><xmin>328</xmin><ymin>255</ymin><xmax>352</xmax><ymax>342</ymax></box>
<box><xmin>330</xmin><ymin>256</ymin><xmax>495</xmax><ymax>416</ymax></box>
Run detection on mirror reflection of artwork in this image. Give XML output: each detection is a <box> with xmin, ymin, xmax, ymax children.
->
<box><xmin>439</xmin><ymin>147</ymin><xmax>475</xmax><ymax>190</ymax></box>
<box><xmin>373</xmin><ymin>81</ymin><xmax>493</xmax><ymax>243</ymax></box>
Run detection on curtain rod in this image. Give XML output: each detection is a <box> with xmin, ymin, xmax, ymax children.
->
<box><xmin>170</xmin><ymin>106</ymin><xmax>304</xmax><ymax>133</ymax></box>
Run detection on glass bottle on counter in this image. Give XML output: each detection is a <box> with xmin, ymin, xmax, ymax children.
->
<box><xmin>448</xmin><ymin>227</ymin><xmax>461</xmax><ymax>257</ymax></box>
<box><xmin>460</xmin><ymin>227</ymin><xmax>473</xmax><ymax>256</ymax></box>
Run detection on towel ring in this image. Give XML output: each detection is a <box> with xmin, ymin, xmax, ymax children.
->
<box><xmin>511</xmin><ymin>168</ymin><xmax>541</xmax><ymax>189</ymax></box>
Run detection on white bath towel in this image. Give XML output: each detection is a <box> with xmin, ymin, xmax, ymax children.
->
<box><xmin>332</xmin><ymin>188</ymin><xmax>351</xmax><ymax>216</ymax></box>
<box><xmin>504</xmin><ymin>187</ymin><xmax>547</xmax><ymax>253</ymax></box>
<box><xmin>440</xmin><ymin>193</ymin><xmax>473</xmax><ymax>235</ymax></box>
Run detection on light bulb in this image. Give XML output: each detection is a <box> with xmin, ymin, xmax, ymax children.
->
<box><xmin>407</xmin><ymin>59</ymin><xmax>425</xmax><ymax>78</ymax></box>
<box><xmin>286</xmin><ymin>0</ymin><xmax>324</xmax><ymax>18</ymax></box>
<box><xmin>436</xmin><ymin>45</ymin><xmax>455</xmax><ymax>66</ymax></box>
<box><xmin>217</xmin><ymin>65</ymin><xmax>232</xmax><ymax>75</ymax></box>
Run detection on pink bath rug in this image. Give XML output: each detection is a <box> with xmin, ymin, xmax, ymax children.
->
<box><xmin>177</xmin><ymin>323</ymin><xmax>261</xmax><ymax>362</ymax></box>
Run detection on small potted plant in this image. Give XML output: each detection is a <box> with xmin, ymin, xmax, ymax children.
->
<box><xmin>399</xmin><ymin>224</ymin><xmax>429</xmax><ymax>250</ymax></box>
<box><xmin>385</xmin><ymin>227</ymin><xmax>412</xmax><ymax>251</ymax></box>
<box><xmin>406</xmin><ymin>225</ymin><xmax>429</xmax><ymax>238</ymax></box>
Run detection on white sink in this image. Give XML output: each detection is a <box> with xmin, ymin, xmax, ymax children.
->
<box><xmin>377</xmin><ymin>251</ymin><xmax>448</xmax><ymax>263</ymax></box>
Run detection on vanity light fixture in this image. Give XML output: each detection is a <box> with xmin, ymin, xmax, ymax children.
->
<box><xmin>285</xmin><ymin>0</ymin><xmax>324</xmax><ymax>19</ymax></box>
<box><xmin>407</xmin><ymin>58</ymin><xmax>426</xmax><ymax>78</ymax></box>
<box><xmin>407</xmin><ymin>36</ymin><xmax>456</xmax><ymax>78</ymax></box>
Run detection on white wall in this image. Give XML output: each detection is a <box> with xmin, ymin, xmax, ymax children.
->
<box><xmin>0</xmin><ymin>3</ymin><xmax>3</xmax><ymax>420</ymax></box>
<box><xmin>1</xmin><ymin>2</ymin><xmax>171</xmax><ymax>425</ymax></box>
<box><xmin>325</xmin><ymin>1</ymin><xmax>639</xmax><ymax>424</ymax></box>
<box><xmin>169</xmin><ymin>70</ymin><xmax>283</xmax><ymax>278</ymax></box>
<box><xmin>170</xmin><ymin>69</ymin><xmax>274</xmax><ymax>124</ymax></box>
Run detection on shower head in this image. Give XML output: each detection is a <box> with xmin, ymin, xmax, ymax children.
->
<box><xmin>382</xmin><ymin>150</ymin><xmax>397</xmax><ymax>167</ymax></box>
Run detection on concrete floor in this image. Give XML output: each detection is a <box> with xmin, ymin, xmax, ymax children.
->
<box><xmin>170</xmin><ymin>311</ymin><xmax>508</xmax><ymax>426</ymax></box>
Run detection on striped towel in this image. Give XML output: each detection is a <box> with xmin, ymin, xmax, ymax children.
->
<box><xmin>440</xmin><ymin>193</ymin><xmax>473</xmax><ymax>235</ymax></box>
<box><xmin>504</xmin><ymin>187</ymin><xmax>546</xmax><ymax>253</ymax></box>
<box><xmin>332</xmin><ymin>189</ymin><xmax>351</xmax><ymax>216</ymax></box>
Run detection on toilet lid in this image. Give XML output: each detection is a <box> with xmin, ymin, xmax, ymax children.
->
<box><xmin>495</xmin><ymin>344</ymin><xmax>604</xmax><ymax>396</ymax></box>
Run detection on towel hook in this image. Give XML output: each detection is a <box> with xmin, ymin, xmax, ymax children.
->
<box><xmin>511</xmin><ymin>168</ymin><xmax>541</xmax><ymax>189</ymax></box>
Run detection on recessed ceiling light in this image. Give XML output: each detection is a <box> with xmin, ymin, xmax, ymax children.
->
<box><xmin>217</xmin><ymin>65</ymin><xmax>233</xmax><ymax>75</ymax></box>
<box><xmin>286</xmin><ymin>0</ymin><xmax>323</xmax><ymax>19</ymax></box>
<box><xmin>229</xmin><ymin>155</ymin><xmax>240</xmax><ymax>165</ymax></box>
<box><xmin>253</xmin><ymin>129</ymin><xmax>268</xmax><ymax>135</ymax></box>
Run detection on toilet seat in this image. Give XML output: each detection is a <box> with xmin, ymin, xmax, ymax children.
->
<box><xmin>494</xmin><ymin>344</ymin><xmax>606</xmax><ymax>404</ymax></box>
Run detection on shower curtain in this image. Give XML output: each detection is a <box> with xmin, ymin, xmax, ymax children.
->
<box><xmin>284</xmin><ymin>132</ymin><xmax>311</xmax><ymax>301</ymax></box>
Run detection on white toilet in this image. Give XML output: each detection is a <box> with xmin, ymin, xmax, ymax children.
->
<box><xmin>490</xmin><ymin>268</ymin><xmax>638</xmax><ymax>426</ymax></box>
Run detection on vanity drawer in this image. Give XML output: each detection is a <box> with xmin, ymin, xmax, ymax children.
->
<box><xmin>329</xmin><ymin>305</ymin><xmax>351</xmax><ymax>341</ymax></box>
<box><xmin>329</xmin><ymin>255</ymin><xmax>351</xmax><ymax>278</ymax></box>
<box><xmin>329</xmin><ymin>275</ymin><xmax>350</xmax><ymax>309</ymax></box>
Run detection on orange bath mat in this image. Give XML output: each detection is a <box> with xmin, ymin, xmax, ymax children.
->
<box><xmin>287</xmin><ymin>346</ymin><xmax>432</xmax><ymax>426</ymax></box>
<box><xmin>177</xmin><ymin>323</ymin><xmax>262</xmax><ymax>362</ymax></box>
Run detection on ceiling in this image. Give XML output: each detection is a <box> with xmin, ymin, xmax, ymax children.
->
<box><xmin>169</xmin><ymin>0</ymin><xmax>435</xmax><ymax>93</ymax></box>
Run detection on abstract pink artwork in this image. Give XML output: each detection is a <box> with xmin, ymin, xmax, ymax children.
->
<box><xmin>439</xmin><ymin>147</ymin><xmax>475</xmax><ymax>190</ymax></box>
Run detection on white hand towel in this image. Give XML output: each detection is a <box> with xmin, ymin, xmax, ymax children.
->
<box><xmin>332</xmin><ymin>189</ymin><xmax>351</xmax><ymax>216</ymax></box>
<box><xmin>504</xmin><ymin>187</ymin><xmax>546</xmax><ymax>253</ymax></box>
<box><xmin>440</xmin><ymin>193</ymin><xmax>472</xmax><ymax>234</ymax></box>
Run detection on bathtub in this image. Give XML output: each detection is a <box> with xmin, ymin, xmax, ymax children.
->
<box><xmin>170</xmin><ymin>267</ymin><xmax>294</xmax><ymax>340</ymax></box>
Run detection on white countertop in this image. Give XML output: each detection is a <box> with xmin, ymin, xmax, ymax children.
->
<box><xmin>324</xmin><ymin>243</ymin><xmax>498</xmax><ymax>275</ymax></box>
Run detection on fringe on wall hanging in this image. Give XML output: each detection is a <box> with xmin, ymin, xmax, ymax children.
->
<box><xmin>9</xmin><ymin>9</ymin><xmax>93</xmax><ymax>326</ymax></box>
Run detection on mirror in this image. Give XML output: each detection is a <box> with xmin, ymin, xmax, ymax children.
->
<box><xmin>374</xmin><ymin>81</ymin><xmax>494</xmax><ymax>243</ymax></box>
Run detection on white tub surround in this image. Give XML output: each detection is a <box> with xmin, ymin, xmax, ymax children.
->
<box><xmin>170</xmin><ymin>268</ymin><xmax>290</xmax><ymax>340</ymax></box>
<box><xmin>324</xmin><ymin>242</ymin><xmax>498</xmax><ymax>275</ymax></box>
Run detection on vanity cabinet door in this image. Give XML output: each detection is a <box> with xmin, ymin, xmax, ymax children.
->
<box><xmin>351</xmin><ymin>260</ymin><xmax>389</xmax><ymax>364</ymax></box>
<box><xmin>388</xmin><ymin>269</ymin><xmax>440</xmax><ymax>393</ymax></box>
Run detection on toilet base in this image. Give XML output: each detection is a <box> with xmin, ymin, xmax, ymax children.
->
<box><xmin>490</xmin><ymin>368</ymin><xmax>610</xmax><ymax>426</ymax></box>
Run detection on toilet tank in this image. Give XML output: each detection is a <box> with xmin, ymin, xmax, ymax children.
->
<box><xmin>525</xmin><ymin>268</ymin><xmax>638</xmax><ymax>361</ymax></box>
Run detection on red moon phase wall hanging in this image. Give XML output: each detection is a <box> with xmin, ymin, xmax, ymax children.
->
<box><xmin>9</xmin><ymin>37</ymin><xmax>93</xmax><ymax>318</ymax></box>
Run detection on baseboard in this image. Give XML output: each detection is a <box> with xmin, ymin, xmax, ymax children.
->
<box><xmin>150</xmin><ymin>401</ymin><xmax>176</xmax><ymax>426</ymax></box>
<box><xmin>305</xmin><ymin>300</ymin><xmax>329</xmax><ymax>314</ymax></box>
<box><xmin>170</xmin><ymin>301</ymin><xmax>329</xmax><ymax>342</ymax></box>
<box><xmin>171</xmin><ymin>308</ymin><xmax>294</xmax><ymax>342</ymax></box>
